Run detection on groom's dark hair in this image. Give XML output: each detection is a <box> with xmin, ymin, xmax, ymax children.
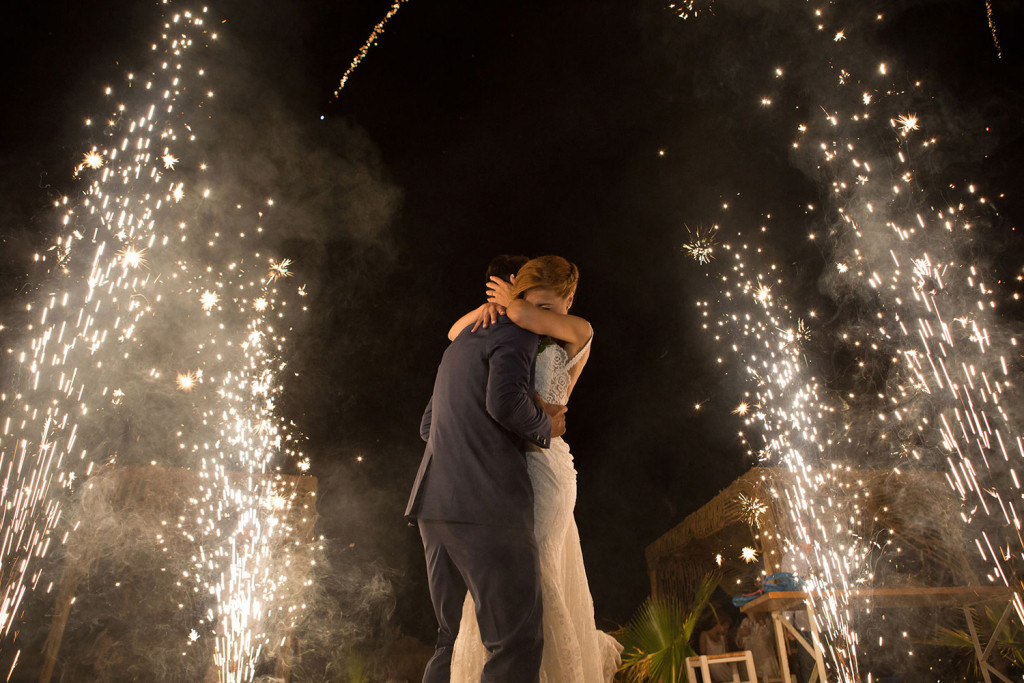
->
<box><xmin>485</xmin><ymin>254</ymin><xmax>529</xmax><ymax>283</ymax></box>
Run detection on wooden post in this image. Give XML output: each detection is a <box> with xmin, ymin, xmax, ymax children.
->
<box><xmin>37</xmin><ymin>563</ymin><xmax>87</xmax><ymax>683</ymax></box>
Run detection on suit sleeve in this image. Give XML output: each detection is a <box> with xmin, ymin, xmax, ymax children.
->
<box><xmin>420</xmin><ymin>398</ymin><xmax>433</xmax><ymax>443</ymax></box>
<box><xmin>485</xmin><ymin>330</ymin><xmax>552</xmax><ymax>449</ymax></box>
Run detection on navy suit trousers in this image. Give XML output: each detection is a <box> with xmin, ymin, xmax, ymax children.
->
<box><xmin>418</xmin><ymin>519</ymin><xmax>544</xmax><ymax>683</ymax></box>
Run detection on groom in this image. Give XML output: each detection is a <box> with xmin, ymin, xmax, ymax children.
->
<box><xmin>406</xmin><ymin>255</ymin><xmax>566</xmax><ymax>682</ymax></box>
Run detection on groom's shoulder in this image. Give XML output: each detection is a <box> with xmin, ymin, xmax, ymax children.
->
<box><xmin>491</xmin><ymin>316</ymin><xmax>537</xmax><ymax>343</ymax></box>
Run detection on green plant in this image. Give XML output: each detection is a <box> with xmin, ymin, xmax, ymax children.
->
<box><xmin>933</xmin><ymin>604</ymin><xmax>1024</xmax><ymax>678</ymax></box>
<box><xmin>616</xmin><ymin>574</ymin><xmax>719</xmax><ymax>683</ymax></box>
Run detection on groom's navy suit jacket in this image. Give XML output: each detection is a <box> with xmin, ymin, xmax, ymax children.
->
<box><xmin>405</xmin><ymin>316</ymin><xmax>552</xmax><ymax>530</ymax></box>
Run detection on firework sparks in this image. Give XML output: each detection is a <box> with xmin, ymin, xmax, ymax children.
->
<box><xmin>201</xmin><ymin>290</ymin><xmax>220</xmax><ymax>310</ymax></box>
<box><xmin>685</xmin><ymin>4</ymin><xmax>1024</xmax><ymax>680</ymax></box>
<box><xmin>668</xmin><ymin>0</ymin><xmax>715</xmax><ymax>21</ymax></box>
<box><xmin>895</xmin><ymin>113</ymin><xmax>919</xmax><ymax>135</ymax></box>
<box><xmin>119</xmin><ymin>245</ymin><xmax>147</xmax><ymax>269</ymax></box>
<box><xmin>985</xmin><ymin>0</ymin><xmax>1002</xmax><ymax>59</ymax></box>
<box><xmin>176</xmin><ymin>370</ymin><xmax>199</xmax><ymax>392</ymax></box>
<box><xmin>754</xmin><ymin>281</ymin><xmax>772</xmax><ymax>304</ymax></box>
<box><xmin>77</xmin><ymin>150</ymin><xmax>105</xmax><ymax>172</ymax></box>
<box><xmin>737</xmin><ymin>493</ymin><xmax>769</xmax><ymax>526</ymax></box>
<box><xmin>332</xmin><ymin>0</ymin><xmax>413</xmax><ymax>98</ymax></box>
<box><xmin>682</xmin><ymin>224</ymin><xmax>719</xmax><ymax>264</ymax></box>
<box><xmin>268</xmin><ymin>258</ymin><xmax>292</xmax><ymax>281</ymax></box>
<box><xmin>694</xmin><ymin>227</ymin><xmax>866</xmax><ymax>679</ymax></box>
<box><xmin>0</xmin><ymin>5</ymin><xmax>316</xmax><ymax>680</ymax></box>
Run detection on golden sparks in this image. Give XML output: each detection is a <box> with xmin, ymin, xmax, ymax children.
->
<box><xmin>682</xmin><ymin>224</ymin><xmax>719</xmax><ymax>264</ymax></box>
<box><xmin>0</xmin><ymin>10</ymin><xmax>315</xmax><ymax>681</ymax></box>
<box><xmin>80</xmin><ymin>150</ymin><xmax>105</xmax><ymax>170</ymax></box>
<box><xmin>895</xmin><ymin>113</ymin><xmax>919</xmax><ymax>135</ymax></box>
<box><xmin>754</xmin><ymin>282</ymin><xmax>772</xmax><ymax>304</ymax></box>
<box><xmin>176</xmin><ymin>370</ymin><xmax>198</xmax><ymax>392</ymax></box>
<box><xmin>332</xmin><ymin>0</ymin><xmax>413</xmax><ymax>98</ymax></box>
<box><xmin>268</xmin><ymin>258</ymin><xmax>293</xmax><ymax>281</ymax></box>
<box><xmin>737</xmin><ymin>493</ymin><xmax>768</xmax><ymax>526</ymax></box>
<box><xmin>119</xmin><ymin>246</ymin><xmax>147</xmax><ymax>269</ymax></box>
<box><xmin>200</xmin><ymin>290</ymin><xmax>220</xmax><ymax>311</ymax></box>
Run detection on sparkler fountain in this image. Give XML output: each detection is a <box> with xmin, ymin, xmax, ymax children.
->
<box><xmin>0</xmin><ymin>3</ymin><xmax>316</xmax><ymax>680</ymax></box>
<box><xmin>683</xmin><ymin>2</ymin><xmax>1022</xmax><ymax>679</ymax></box>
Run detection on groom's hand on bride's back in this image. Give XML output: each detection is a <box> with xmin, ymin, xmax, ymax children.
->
<box><xmin>537</xmin><ymin>397</ymin><xmax>567</xmax><ymax>439</ymax></box>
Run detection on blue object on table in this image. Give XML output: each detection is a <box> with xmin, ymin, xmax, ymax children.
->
<box><xmin>763</xmin><ymin>572</ymin><xmax>802</xmax><ymax>592</ymax></box>
<box><xmin>731</xmin><ymin>591</ymin><xmax>762</xmax><ymax>607</ymax></box>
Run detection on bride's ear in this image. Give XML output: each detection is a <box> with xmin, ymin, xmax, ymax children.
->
<box><xmin>566</xmin><ymin>293</ymin><xmax>574</xmax><ymax>310</ymax></box>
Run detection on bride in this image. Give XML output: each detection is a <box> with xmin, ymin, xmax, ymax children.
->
<box><xmin>447</xmin><ymin>255</ymin><xmax>622</xmax><ymax>682</ymax></box>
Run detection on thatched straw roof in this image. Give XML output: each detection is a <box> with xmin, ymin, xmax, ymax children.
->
<box><xmin>646</xmin><ymin>466</ymin><xmax>977</xmax><ymax>605</ymax></box>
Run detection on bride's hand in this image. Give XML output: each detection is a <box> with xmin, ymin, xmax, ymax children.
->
<box><xmin>487</xmin><ymin>276</ymin><xmax>514</xmax><ymax>308</ymax></box>
<box><xmin>470</xmin><ymin>302</ymin><xmax>505</xmax><ymax>333</ymax></box>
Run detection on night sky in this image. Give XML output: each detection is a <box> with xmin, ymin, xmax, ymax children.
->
<box><xmin>3</xmin><ymin>0</ymin><xmax>1024</xmax><ymax>657</ymax></box>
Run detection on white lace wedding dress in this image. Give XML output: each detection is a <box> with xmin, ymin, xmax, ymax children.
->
<box><xmin>450</xmin><ymin>336</ymin><xmax>622</xmax><ymax>682</ymax></box>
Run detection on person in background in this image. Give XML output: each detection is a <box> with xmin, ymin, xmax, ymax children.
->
<box><xmin>699</xmin><ymin>615</ymin><xmax>734</xmax><ymax>682</ymax></box>
<box><xmin>736</xmin><ymin>612</ymin><xmax>781</xmax><ymax>681</ymax></box>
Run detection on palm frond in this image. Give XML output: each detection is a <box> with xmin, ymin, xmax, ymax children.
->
<box><xmin>932</xmin><ymin>605</ymin><xmax>1024</xmax><ymax>674</ymax></box>
<box><xmin>617</xmin><ymin>574</ymin><xmax>720</xmax><ymax>682</ymax></box>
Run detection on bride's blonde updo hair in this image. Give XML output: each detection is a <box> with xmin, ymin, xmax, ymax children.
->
<box><xmin>509</xmin><ymin>255</ymin><xmax>579</xmax><ymax>301</ymax></box>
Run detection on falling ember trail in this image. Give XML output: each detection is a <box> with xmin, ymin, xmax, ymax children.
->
<box><xmin>333</xmin><ymin>0</ymin><xmax>413</xmax><ymax>99</ymax></box>
<box><xmin>985</xmin><ymin>0</ymin><xmax>1002</xmax><ymax>59</ymax></box>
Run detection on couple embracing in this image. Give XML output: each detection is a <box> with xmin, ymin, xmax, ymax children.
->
<box><xmin>405</xmin><ymin>255</ymin><xmax>622</xmax><ymax>682</ymax></box>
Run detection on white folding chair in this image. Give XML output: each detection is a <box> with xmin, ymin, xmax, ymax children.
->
<box><xmin>685</xmin><ymin>650</ymin><xmax>758</xmax><ymax>683</ymax></box>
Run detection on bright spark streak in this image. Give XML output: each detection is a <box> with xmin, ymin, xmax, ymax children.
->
<box><xmin>333</xmin><ymin>0</ymin><xmax>413</xmax><ymax>98</ymax></box>
<box><xmin>986</xmin><ymin>0</ymin><xmax>1002</xmax><ymax>59</ymax></box>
